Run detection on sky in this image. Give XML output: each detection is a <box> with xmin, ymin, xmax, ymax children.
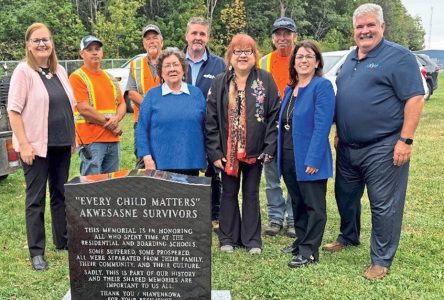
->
<box><xmin>401</xmin><ymin>0</ymin><xmax>444</xmax><ymax>49</ymax></box>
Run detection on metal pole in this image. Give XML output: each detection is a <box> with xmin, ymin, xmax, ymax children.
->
<box><xmin>428</xmin><ymin>6</ymin><xmax>433</xmax><ymax>49</ymax></box>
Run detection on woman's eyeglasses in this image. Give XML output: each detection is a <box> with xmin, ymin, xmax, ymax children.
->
<box><xmin>162</xmin><ymin>63</ymin><xmax>182</xmax><ymax>70</ymax></box>
<box><xmin>233</xmin><ymin>49</ymin><xmax>253</xmax><ymax>56</ymax></box>
<box><xmin>30</xmin><ymin>38</ymin><xmax>51</xmax><ymax>46</ymax></box>
<box><xmin>295</xmin><ymin>54</ymin><xmax>316</xmax><ymax>61</ymax></box>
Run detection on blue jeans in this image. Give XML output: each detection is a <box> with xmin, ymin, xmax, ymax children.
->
<box><xmin>264</xmin><ymin>158</ymin><xmax>293</xmax><ymax>226</ymax></box>
<box><xmin>80</xmin><ymin>142</ymin><xmax>120</xmax><ymax>176</ymax></box>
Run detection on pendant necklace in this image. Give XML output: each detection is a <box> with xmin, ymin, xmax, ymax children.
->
<box><xmin>38</xmin><ymin>67</ymin><xmax>53</xmax><ymax>79</ymax></box>
<box><xmin>285</xmin><ymin>94</ymin><xmax>296</xmax><ymax>131</ymax></box>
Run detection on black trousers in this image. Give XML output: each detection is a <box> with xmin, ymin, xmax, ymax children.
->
<box><xmin>219</xmin><ymin>161</ymin><xmax>262</xmax><ymax>249</ymax></box>
<box><xmin>205</xmin><ymin>162</ymin><xmax>221</xmax><ymax>221</ymax></box>
<box><xmin>282</xmin><ymin>150</ymin><xmax>327</xmax><ymax>260</ymax></box>
<box><xmin>335</xmin><ymin>133</ymin><xmax>409</xmax><ymax>267</ymax></box>
<box><xmin>22</xmin><ymin>146</ymin><xmax>71</xmax><ymax>257</ymax></box>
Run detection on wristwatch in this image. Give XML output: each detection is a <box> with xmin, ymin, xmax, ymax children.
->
<box><xmin>399</xmin><ymin>137</ymin><xmax>413</xmax><ymax>145</ymax></box>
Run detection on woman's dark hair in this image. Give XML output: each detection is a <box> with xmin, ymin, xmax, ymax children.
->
<box><xmin>288</xmin><ymin>40</ymin><xmax>324</xmax><ymax>88</ymax></box>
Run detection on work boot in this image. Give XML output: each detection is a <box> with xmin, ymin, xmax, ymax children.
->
<box><xmin>264</xmin><ymin>223</ymin><xmax>282</xmax><ymax>236</ymax></box>
<box><xmin>286</xmin><ymin>225</ymin><xmax>296</xmax><ymax>238</ymax></box>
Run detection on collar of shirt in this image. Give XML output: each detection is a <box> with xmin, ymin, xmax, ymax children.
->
<box><xmin>161</xmin><ymin>82</ymin><xmax>190</xmax><ymax>96</ymax></box>
<box><xmin>353</xmin><ymin>38</ymin><xmax>385</xmax><ymax>61</ymax></box>
<box><xmin>186</xmin><ymin>50</ymin><xmax>208</xmax><ymax>64</ymax></box>
<box><xmin>186</xmin><ymin>51</ymin><xmax>208</xmax><ymax>85</ymax></box>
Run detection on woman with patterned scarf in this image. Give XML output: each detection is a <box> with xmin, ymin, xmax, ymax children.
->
<box><xmin>205</xmin><ymin>33</ymin><xmax>280</xmax><ymax>255</ymax></box>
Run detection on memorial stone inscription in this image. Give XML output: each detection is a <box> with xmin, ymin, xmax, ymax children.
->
<box><xmin>65</xmin><ymin>170</ymin><xmax>211</xmax><ymax>300</ymax></box>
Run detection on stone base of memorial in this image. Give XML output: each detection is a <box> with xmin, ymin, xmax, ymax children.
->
<box><xmin>62</xmin><ymin>290</ymin><xmax>232</xmax><ymax>300</ymax></box>
<box><xmin>64</xmin><ymin>169</ymin><xmax>230</xmax><ymax>300</ymax></box>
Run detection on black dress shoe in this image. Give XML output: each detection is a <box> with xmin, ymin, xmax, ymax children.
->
<box><xmin>31</xmin><ymin>255</ymin><xmax>48</xmax><ymax>271</ymax></box>
<box><xmin>281</xmin><ymin>245</ymin><xmax>298</xmax><ymax>255</ymax></box>
<box><xmin>288</xmin><ymin>254</ymin><xmax>316</xmax><ymax>268</ymax></box>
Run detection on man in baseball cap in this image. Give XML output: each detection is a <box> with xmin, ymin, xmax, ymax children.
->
<box><xmin>69</xmin><ymin>34</ymin><xmax>126</xmax><ymax>175</ymax></box>
<box><xmin>272</xmin><ymin>17</ymin><xmax>297</xmax><ymax>33</ymax></box>
<box><xmin>79</xmin><ymin>35</ymin><xmax>103</xmax><ymax>51</ymax></box>
<box><xmin>258</xmin><ymin>16</ymin><xmax>298</xmax><ymax>239</ymax></box>
<box><xmin>142</xmin><ymin>24</ymin><xmax>162</xmax><ymax>38</ymax></box>
<box><xmin>126</xmin><ymin>24</ymin><xmax>164</xmax><ymax>163</ymax></box>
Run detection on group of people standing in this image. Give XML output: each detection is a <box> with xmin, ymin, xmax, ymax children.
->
<box><xmin>8</xmin><ymin>3</ymin><xmax>424</xmax><ymax>281</ymax></box>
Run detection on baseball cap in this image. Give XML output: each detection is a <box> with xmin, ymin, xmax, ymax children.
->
<box><xmin>142</xmin><ymin>24</ymin><xmax>162</xmax><ymax>37</ymax></box>
<box><xmin>80</xmin><ymin>35</ymin><xmax>103</xmax><ymax>50</ymax></box>
<box><xmin>272</xmin><ymin>17</ymin><xmax>297</xmax><ymax>33</ymax></box>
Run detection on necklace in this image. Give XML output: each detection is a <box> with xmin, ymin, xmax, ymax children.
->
<box><xmin>38</xmin><ymin>67</ymin><xmax>53</xmax><ymax>79</ymax></box>
<box><xmin>284</xmin><ymin>95</ymin><xmax>296</xmax><ymax>131</ymax></box>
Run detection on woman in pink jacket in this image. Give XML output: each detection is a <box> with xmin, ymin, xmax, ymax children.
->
<box><xmin>7</xmin><ymin>23</ymin><xmax>75</xmax><ymax>271</ymax></box>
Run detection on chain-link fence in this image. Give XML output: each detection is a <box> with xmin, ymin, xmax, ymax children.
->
<box><xmin>0</xmin><ymin>58</ymin><xmax>128</xmax><ymax>77</ymax></box>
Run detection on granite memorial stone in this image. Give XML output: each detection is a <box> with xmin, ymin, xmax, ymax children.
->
<box><xmin>65</xmin><ymin>170</ymin><xmax>212</xmax><ymax>300</ymax></box>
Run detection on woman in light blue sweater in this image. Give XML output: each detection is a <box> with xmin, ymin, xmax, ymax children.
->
<box><xmin>136</xmin><ymin>47</ymin><xmax>206</xmax><ymax>176</ymax></box>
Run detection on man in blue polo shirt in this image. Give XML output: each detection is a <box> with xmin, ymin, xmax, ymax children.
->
<box><xmin>323</xmin><ymin>3</ymin><xmax>424</xmax><ymax>280</ymax></box>
<box><xmin>184</xmin><ymin>17</ymin><xmax>225</xmax><ymax>232</ymax></box>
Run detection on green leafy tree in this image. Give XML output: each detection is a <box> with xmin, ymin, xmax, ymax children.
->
<box><xmin>93</xmin><ymin>0</ymin><xmax>143</xmax><ymax>58</ymax></box>
<box><xmin>405</xmin><ymin>16</ymin><xmax>425</xmax><ymax>50</ymax></box>
<box><xmin>244</xmin><ymin>0</ymin><xmax>281</xmax><ymax>54</ymax></box>
<box><xmin>0</xmin><ymin>0</ymin><xmax>86</xmax><ymax>60</ymax></box>
<box><xmin>320</xmin><ymin>28</ymin><xmax>344</xmax><ymax>52</ymax></box>
<box><xmin>70</xmin><ymin>0</ymin><xmax>107</xmax><ymax>33</ymax></box>
<box><xmin>152</xmin><ymin>0</ymin><xmax>207</xmax><ymax>51</ymax></box>
<box><xmin>0</xmin><ymin>0</ymin><xmax>424</xmax><ymax>61</ymax></box>
<box><xmin>216</xmin><ymin>0</ymin><xmax>247</xmax><ymax>52</ymax></box>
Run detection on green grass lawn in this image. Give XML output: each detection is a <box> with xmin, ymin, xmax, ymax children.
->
<box><xmin>1</xmin><ymin>75</ymin><xmax>443</xmax><ymax>299</ymax></box>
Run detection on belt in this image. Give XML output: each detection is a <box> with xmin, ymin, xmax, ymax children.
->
<box><xmin>343</xmin><ymin>132</ymin><xmax>399</xmax><ymax>149</ymax></box>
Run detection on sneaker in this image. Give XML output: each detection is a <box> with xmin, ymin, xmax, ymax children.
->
<box><xmin>264</xmin><ymin>223</ymin><xmax>282</xmax><ymax>236</ymax></box>
<box><xmin>286</xmin><ymin>225</ymin><xmax>296</xmax><ymax>238</ymax></box>
<box><xmin>220</xmin><ymin>245</ymin><xmax>234</xmax><ymax>253</ymax></box>
<box><xmin>248</xmin><ymin>248</ymin><xmax>262</xmax><ymax>255</ymax></box>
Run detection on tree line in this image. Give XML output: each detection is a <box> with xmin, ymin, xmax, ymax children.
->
<box><xmin>0</xmin><ymin>0</ymin><xmax>425</xmax><ymax>61</ymax></box>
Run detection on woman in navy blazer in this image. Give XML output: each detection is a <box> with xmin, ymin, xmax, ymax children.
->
<box><xmin>277</xmin><ymin>40</ymin><xmax>335</xmax><ymax>268</ymax></box>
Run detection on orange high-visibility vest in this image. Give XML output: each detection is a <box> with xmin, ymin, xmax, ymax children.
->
<box><xmin>73</xmin><ymin>69</ymin><xmax>119</xmax><ymax>124</ymax></box>
<box><xmin>258</xmin><ymin>51</ymin><xmax>290</xmax><ymax>97</ymax></box>
<box><xmin>129</xmin><ymin>56</ymin><xmax>160</xmax><ymax>122</ymax></box>
<box><xmin>258</xmin><ymin>53</ymin><xmax>272</xmax><ymax>72</ymax></box>
<box><xmin>71</xmin><ymin>67</ymin><xmax>122</xmax><ymax>144</ymax></box>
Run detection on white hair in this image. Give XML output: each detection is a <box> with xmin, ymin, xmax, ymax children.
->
<box><xmin>353</xmin><ymin>3</ymin><xmax>384</xmax><ymax>27</ymax></box>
